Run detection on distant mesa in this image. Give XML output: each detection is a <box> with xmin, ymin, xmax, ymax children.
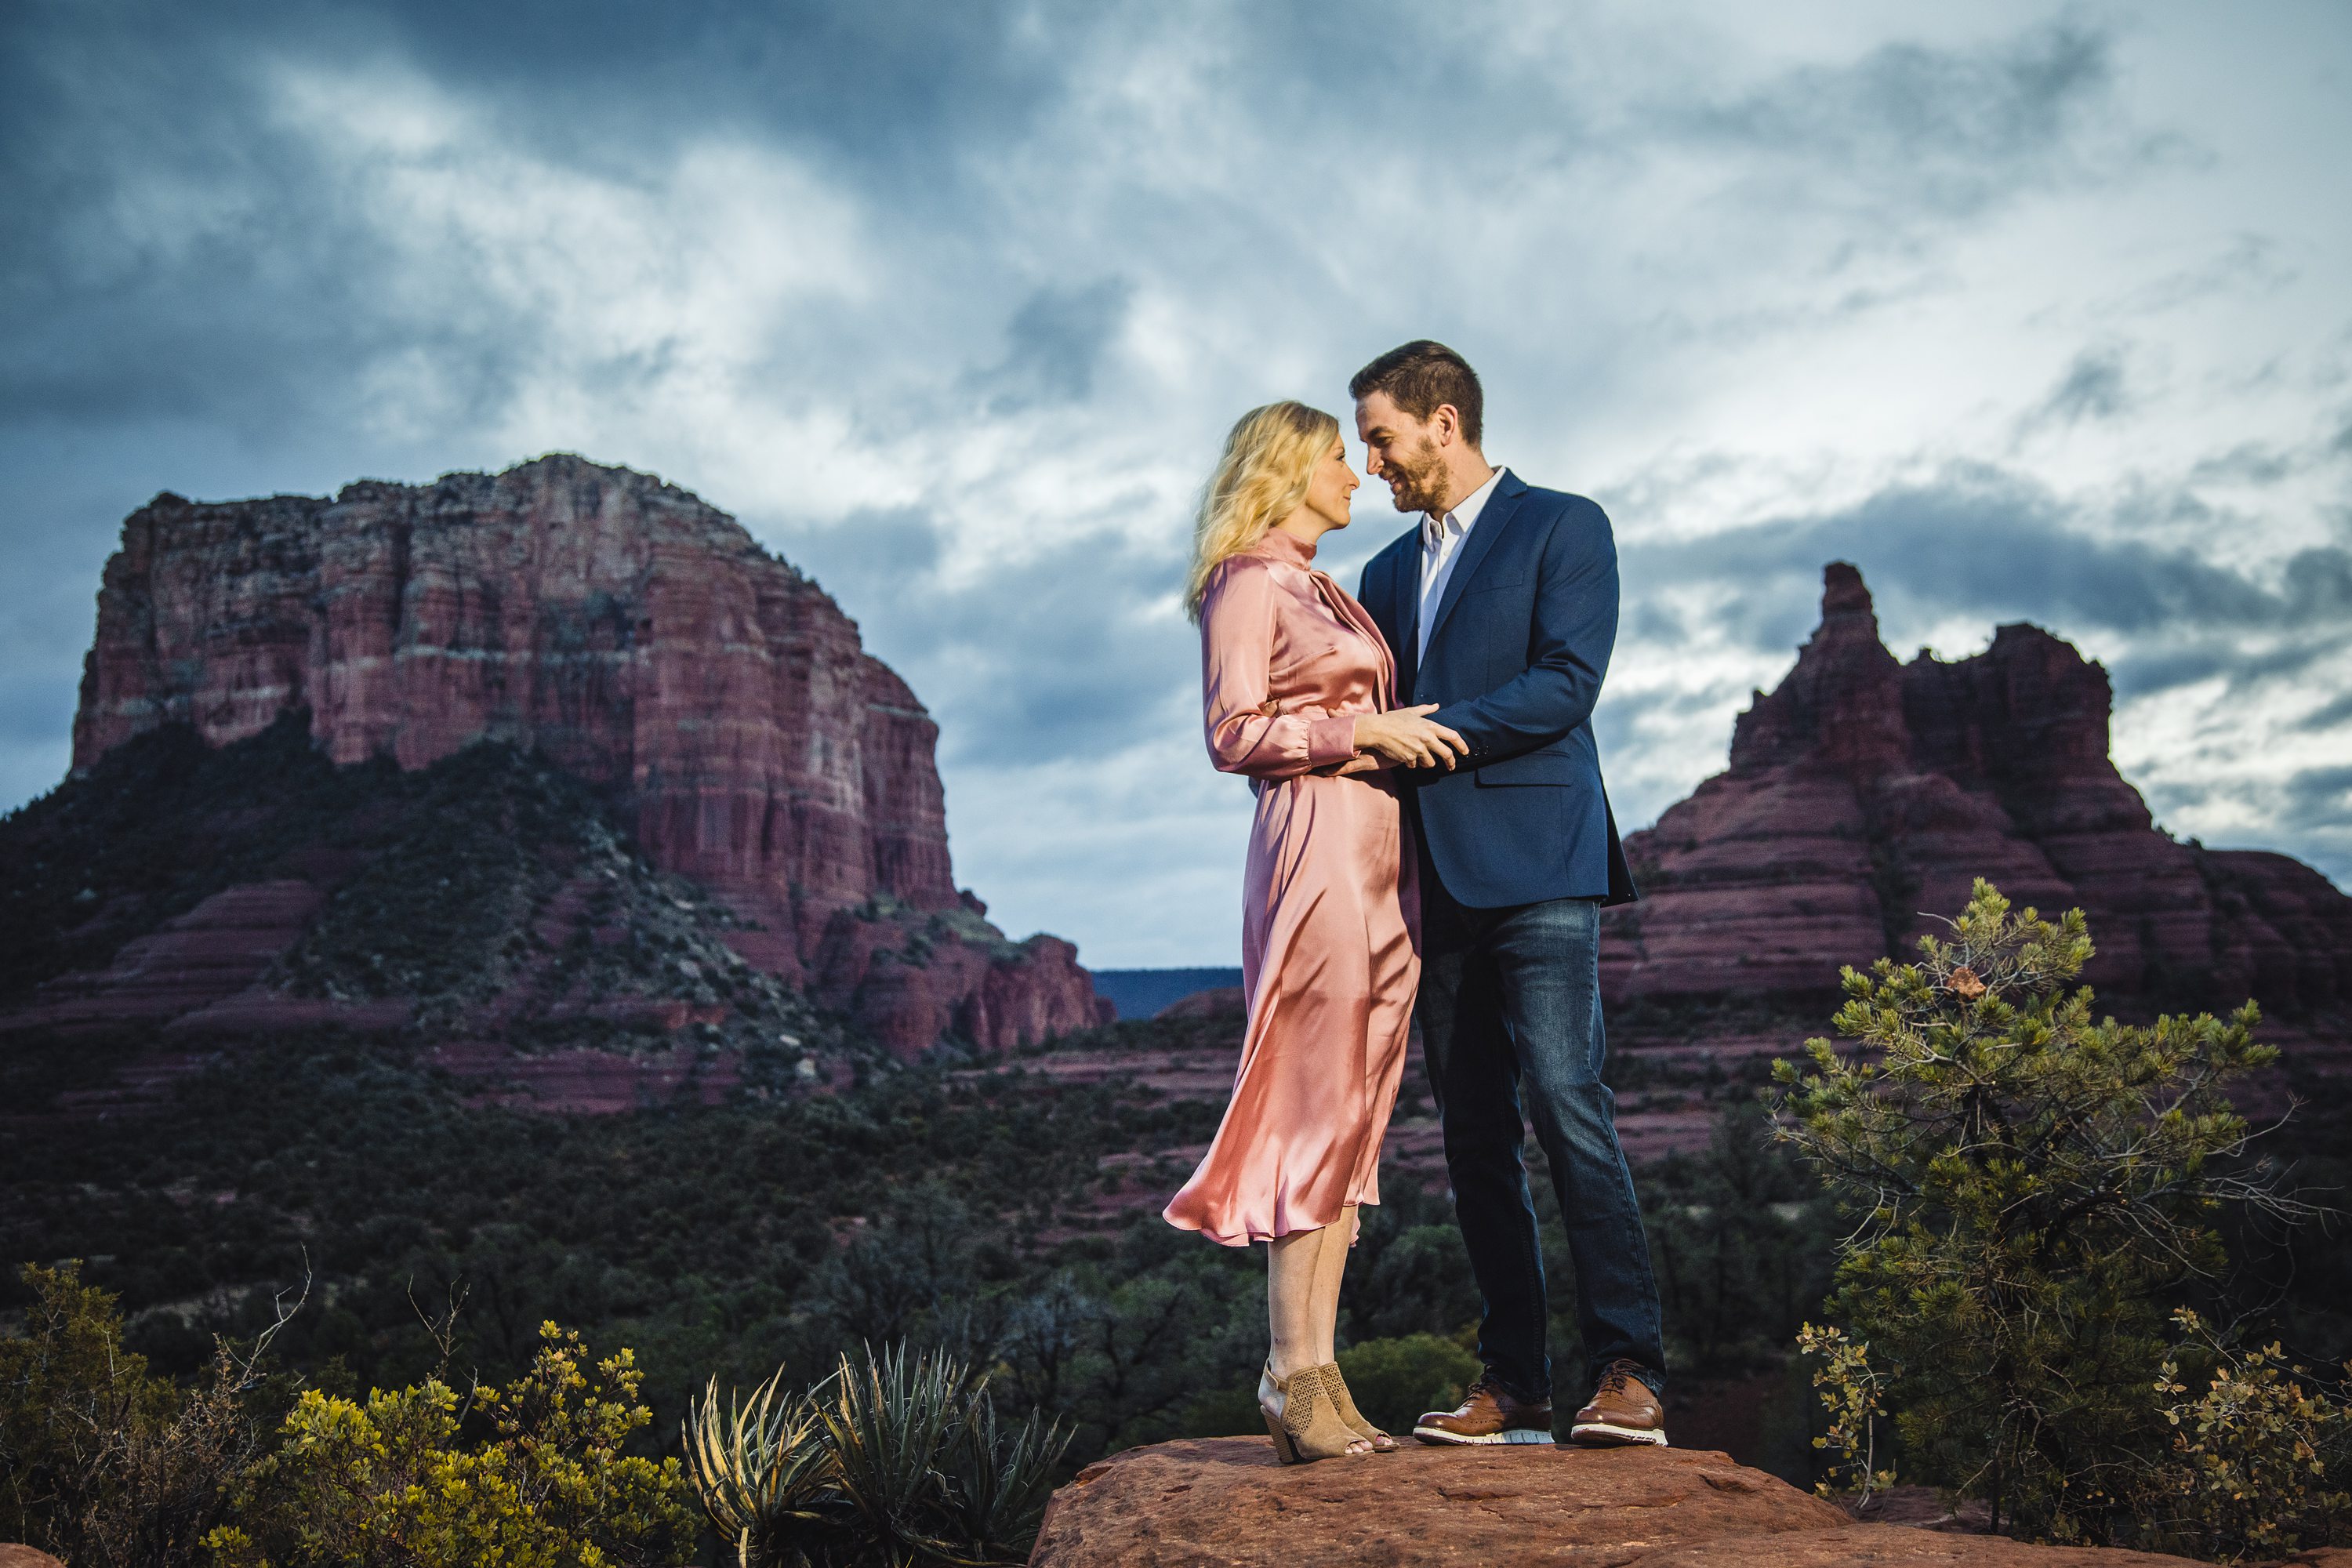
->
<box><xmin>1603</xmin><ymin>562</ymin><xmax>2352</xmax><ymax>1020</ymax></box>
<box><xmin>1090</xmin><ymin>967</ymin><xmax>1244</xmax><ymax>1021</ymax></box>
<box><xmin>1156</xmin><ymin>986</ymin><xmax>1245</xmax><ymax>1021</ymax></box>
<box><xmin>16</xmin><ymin>455</ymin><xmax>1108</xmax><ymax>1061</ymax></box>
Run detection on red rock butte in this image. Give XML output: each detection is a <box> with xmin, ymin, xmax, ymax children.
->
<box><xmin>1602</xmin><ymin>562</ymin><xmax>2352</xmax><ymax>1015</ymax></box>
<box><xmin>67</xmin><ymin>454</ymin><xmax>1107</xmax><ymax>1055</ymax></box>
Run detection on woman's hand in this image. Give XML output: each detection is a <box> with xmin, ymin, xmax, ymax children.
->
<box><xmin>1352</xmin><ymin>704</ymin><xmax>1469</xmax><ymax>771</ymax></box>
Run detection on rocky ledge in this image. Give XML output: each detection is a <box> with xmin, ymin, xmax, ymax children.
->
<box><xmin>1027</xmin><ymin>1439</ymin><xmax>2220</xmax><ymax>1566</ymax></box>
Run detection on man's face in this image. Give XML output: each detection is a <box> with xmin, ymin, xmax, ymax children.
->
<box><xmin>1355</xmin><ymin>390</ymin><xmax>1448</xmax><ymax>515</ymax></box>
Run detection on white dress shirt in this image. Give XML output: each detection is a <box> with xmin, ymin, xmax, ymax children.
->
<box><xmin>1417</xmin><ymin>466</ymin><xmax>1507</xmax><ymax>662</ymax></box>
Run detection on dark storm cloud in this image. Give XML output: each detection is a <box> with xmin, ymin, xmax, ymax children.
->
<box><xmin>2106</xmin><ymin>633</ymin><xmax>2352</xmax><ymax>702</ymax></box>
<box><xmin>0</xmin><ymin>4</ymin><xmax>534</xmax><ymax>441</ymax></box>
<box><xmin>2187</xmin><ymin>441</ymin><xmax>2296</xmax><ymax>486</ymax></box>
<box><xmin>372</xmin><ymin>0</ymin><xmax>1061</xmax><ymax>172</ymax></box>
<box><xmin>0</xmin><ymin>2</ymin><xmax>2162</xmax><ymax>456</ymax></box>
<box><xmin>764</xmin><ymin>504</ymin><xmax>1191</xmax><ymax>769</ymax></box>
<box><xmin>2025</xmin><ymin>347</ymin><xmax>2132</xmax><ymax>430</ymax></box>
<box><xmin>2</xmin><ymin>0</ymin><xmax>2346</xmax><ymax>949</ymax></box>
<box><xmin>2281</xmin><ymin>764</ymin><xmax>2352</xmax><ymax>831</ymax></box>
<box><xmin>2296</xmin><ymin>691</ymin><xmax>2352</xmax><ymax>733</ymax></box>
<box><xmin>1627</xmin><ymin>465</ymin><xmax>2351</xmax><ymax>660</ymax></box>
<box><xmin>0</xmin><ymin>0</ymin><xmax>1067</xmax><ymax>450</ymax></box>
<box><xmin>1665</xmin><ymin>22</ymin><xmax>2147</xmax><ymax>216</ymax></box>
<box><xmin>1</xmin><ymin>0</ymin><xmax>1059</xmax><ymax>182</ymax></box>
<box><xmin>975</xmin><ymin>280</ymin><xmax>1136</xmax><ymax>414</ymax></box>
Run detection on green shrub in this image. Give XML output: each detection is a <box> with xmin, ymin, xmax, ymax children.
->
<box><xmin>212</xmin><ymin>1321</ymin><xmax>694</xmax><ymax>1568</ymax></box>
<box><xmin>1774</xmin><ymin>880</ymin><xmax>2332</xmax><ymax>1550</ymax></box>
<box><xmin>1795</xmin><ymin>1321</ymin><xmax>1894</xmax><ymax>1507</ymax></box>
<box><xmin>1332</xmin><ymin>1334</ymin><xmax>1482</xmax><ymax>1436</ymax></box>
<box><xmin>1646</xmin><ymin>1109</ymin><xmax>1836</xmax><ymax>1377</ymax></box>
<box><xmin>2142</xmin><ymin>1308</ymin><xmax>2352</xmax><ymax>1563</ymax></box>
<box><xmin>0</xmin><ymin>1261</ymin><xmax>276</xmax><ymax>1568</ymax></box>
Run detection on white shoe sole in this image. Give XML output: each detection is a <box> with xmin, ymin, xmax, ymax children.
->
<box><xmin>1411</xmin><ymin>1424</ymin><xmax>1553</xmax><ymax>1446</ymax></box>
<box><xmin>1569</xmin><ymin>1421</ymin><xmax>1668</xmax><ymax>1446</ymax></box>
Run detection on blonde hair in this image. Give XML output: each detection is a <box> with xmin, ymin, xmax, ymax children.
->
<box><xmin>1183</xmin><ymin>401</ymin><xmax>1340</xmax><ymax>622</ymax></box>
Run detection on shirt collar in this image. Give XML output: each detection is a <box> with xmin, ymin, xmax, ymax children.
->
<box><xmin>1422</xmin><ymin>466</ymin><xmax>1507</xmax><ymax>550</ymax></box>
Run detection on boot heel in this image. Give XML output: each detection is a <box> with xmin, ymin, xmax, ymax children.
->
<box><xmin>1263</xmin><ymin>1364</ymin><xmax>1368</xmax><ymax>1461</ymax></box>
<box><xmin>1261</xmin><ymin>1406</ymin><xmax>1304</xmax><ymax>1464</ymax></box>
<box><xmin>1260</xmin><ymin>1362</ymin><xmax>1305</xmax><ymax>1464</ymax></box>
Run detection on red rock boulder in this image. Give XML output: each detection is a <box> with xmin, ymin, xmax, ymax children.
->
<box><xmin>1027</xmin><ymin>1438</ymin><xmax>2209</xmax><ymax>1566</ymax></box>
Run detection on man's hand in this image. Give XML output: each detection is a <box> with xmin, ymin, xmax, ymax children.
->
<box><xmin>1352</xmin><ymin>704</ymin><xmax>1469</xmax><ymax>771</ymax></box>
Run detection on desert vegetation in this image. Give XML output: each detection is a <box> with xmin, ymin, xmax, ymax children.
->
<box><xmin>1784</xmin><ymin>880</ymin><xmax>2351</xmax><ymax>1558</ymax></box>
<box><xmin>4</xmin><ymin>881</ymin><xmax>2347</xmax><ymax>1563</ymax></box>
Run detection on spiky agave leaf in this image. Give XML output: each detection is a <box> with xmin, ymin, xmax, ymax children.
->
<box><xmin>681</xmin><ymin>1367</ymin><xmax>833</xmax><ymax>1568</ymax></box>
<box><xmin>938</xmin><ymin>1385</ymin><xmax>1073</xmax><ymax>1565</ymax></box>
<box><xmin>817</xmin><ymin>1344</ymin><xmax>971</xmax><ymax>1567</ymax></box>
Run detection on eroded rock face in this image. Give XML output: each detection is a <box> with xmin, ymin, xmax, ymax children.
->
<box><xmin>1603</xmin><ymin>564</ymin><xmax>2352</xmax><ymax>1016</ymax></box>
<box><xmin>67</xmin><ymin>456</ymin><xmax>1105</xmax><ymax>1055</ymax></box>
<box><xmin>1027</xmin><ymin>1438</ymin><xmax>2207</xmax><ymax>1566</ymax></box>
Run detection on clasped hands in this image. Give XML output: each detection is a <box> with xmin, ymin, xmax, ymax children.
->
<box><xmin>1339</xmin><ymin>703</ymin><xmax>1468</xmax><ymax>775</ymax></box>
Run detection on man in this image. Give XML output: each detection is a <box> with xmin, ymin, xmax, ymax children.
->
<box><xmin>1352</xmin><ymin>340</ymin><xmax>1667</xmax><ymax>1448</ymax></box>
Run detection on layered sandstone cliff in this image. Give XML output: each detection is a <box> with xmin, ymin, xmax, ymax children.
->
<box><xmin>62</xmin><ymin>455</ymin><xmax>1106</xmax><ymax>1054</ymax></box>
<box><xmin>1602</xmin><ymin>563</ymin><xmax>2352</xmax><ymax>1015</ymax></box>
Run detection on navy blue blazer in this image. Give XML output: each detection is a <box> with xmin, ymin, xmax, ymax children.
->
<box><xmin>1358</xmin><ymin>472</ymin><xmax>1638</xmax><ymax>909</ymax></box>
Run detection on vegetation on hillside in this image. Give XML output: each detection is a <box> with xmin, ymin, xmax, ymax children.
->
<box><xmin>9</xmin><ymin>731</ymin><xmax>2351</xmax><ymax>1567</ymax></box>
<box><xmin>1780</xmin><ymin>880</ymin><xmax>2351</xmax><ymax>1557</ymax></box>
<box><xmin>0</xmin><ymin>715</ymin><xmax>858</xmax><ymax>1075</ymax></box>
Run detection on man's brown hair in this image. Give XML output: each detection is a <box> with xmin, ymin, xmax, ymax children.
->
<box><xmin>1349</xmin><ymin>340</ymin><xmax>1483</xmax><ymax>448</ymax></box>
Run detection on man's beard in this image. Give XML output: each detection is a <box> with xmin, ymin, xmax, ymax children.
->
<box><xmin>1381</xmin><ymin>437</ymin><xmax>1447</xmax><ymax>514</ymax></box>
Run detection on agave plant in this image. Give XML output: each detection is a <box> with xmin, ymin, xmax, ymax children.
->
<box><xmin>937</xmin><ymin>1383</ymin><xmax>1073</xmax><ymax>1565</ymax></box>
<box><xmin>687</xmin><ymin>1345</ymin><xmax>1075</xmax><ymax>1568</ymax></box>
<box><xmin>682</xmin><ymin>1367</ymin><xmax>836</xmax><ymax>1568</ymax></box>
<box><xmin>817</xmin><ymin>1344</ymin><xmax>972</xmax><ymax>1566</ymax></box>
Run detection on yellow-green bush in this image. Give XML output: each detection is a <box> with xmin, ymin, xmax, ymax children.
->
<box><xmin>2143</xmin><ymin>1308</ymin><xmax>2352</xmax><ymax>1563</ymax></box>
<box><xmin>209</xmin><ymin>1323</ymin><xmax>693</xmax><ymax>1568</ymax></box>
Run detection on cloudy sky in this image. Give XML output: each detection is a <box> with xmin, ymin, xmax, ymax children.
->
<box><xmin>5</xmin><ymin>1</ymin><xmax>2348</xmax><ymax>967</ymax></box>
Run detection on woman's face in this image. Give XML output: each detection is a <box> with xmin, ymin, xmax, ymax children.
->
<box><xmin>1303</xmin><ymin>435</ymin><xmax>1360</xmax><ymax>529</ymax></box>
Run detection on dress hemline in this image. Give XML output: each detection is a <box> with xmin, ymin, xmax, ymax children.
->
<box><xmin>1160</xmin><ymin>1193</ymin><xmax>1381</xmax><ymax>1249</ymax></box>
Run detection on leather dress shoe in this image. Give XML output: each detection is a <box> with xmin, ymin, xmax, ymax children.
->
<box><xmin>1412</xmin><ymin>1374</ymin><xmax>1553</xmax><ymax>1446</ymax></box>
<box><xmin>1569</xmin><ymin>1359</ymin><xmax>1668</xmax><ymax>1446</ymax></box>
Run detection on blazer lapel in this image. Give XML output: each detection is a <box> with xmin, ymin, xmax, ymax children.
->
<box><xmin>1391</xmin><ymin>536</ymin><xmax>1421</xmax><ymax>699</ymax></box>
<box><xmin>1421</xmin><ymin>472</ymin><xmax>1528</xmax><ymax>659</ymax></box>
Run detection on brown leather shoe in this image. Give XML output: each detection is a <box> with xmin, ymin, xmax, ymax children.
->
<box><xmin>1569</xmin><ymin>1359</ymin><xmax>1668</xmax><ymax>1446</ymax></box>
<box><xmin>1412</xmin><ymin>1374</ymin><xmax>1553</xmax><ymax>1446</ymax></box>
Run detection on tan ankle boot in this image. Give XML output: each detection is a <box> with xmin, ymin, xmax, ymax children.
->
<box><xmin>1319</xmin><ymin>1363</ymin><xmax>1398</xmax><ymax>1451</ymax></box>
<box><xmin>1260</xmin><ymin>1363</ymin><xmax>1369</xmax><ymax>1463</ymax></box>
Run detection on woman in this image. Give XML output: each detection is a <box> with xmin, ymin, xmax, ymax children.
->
<box><xmin>1163</xmin><ymin>401</ymin><xmax>1468</xmax><ymax>1462</ymax></box>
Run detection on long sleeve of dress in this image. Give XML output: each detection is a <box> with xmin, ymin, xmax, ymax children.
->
<box><xmin>1200</xmin><ymin>559</ymin><xmax>1361</xmax><ymax>779</ymax></box>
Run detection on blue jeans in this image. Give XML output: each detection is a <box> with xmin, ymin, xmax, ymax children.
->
<box><xmin>1416</xmin><ymin>872</ymin><xmax>1666</xmax><ymax>1403</ymax></box>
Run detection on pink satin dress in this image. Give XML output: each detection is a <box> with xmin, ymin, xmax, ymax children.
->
<box><xmin>1163</xmin><ymin>528</ymin><xmax>1421</xmax><ymax>1247</ymax></box>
